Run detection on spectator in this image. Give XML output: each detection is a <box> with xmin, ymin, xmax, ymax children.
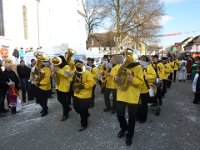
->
<box><xmin>19</xmin><ymin>47</ymin><xmax>25</xmax><ymax>60</ymax></box>
<box><xmin>17</xmin><ymin>60</ymin><xmax>31</xmax><ymax>102</ymax></box>
<box><xmin>0</xmin><ymin>59</ymin><xmax>8</xmax><ymax>116</ymax></box>
<box><xmin>12</xmin><ymin>48</ymin><xmax>19</xmax><ymax>64</ymax></box>
<box><xmin>192</xmin><ymin>66</ymin><xmax>200</xmax><ymax>104</ymax></box>
<box><xmin>4</xmin><ymin>60</ymin><xmax>19</xmax><ymax>114</ymax></box>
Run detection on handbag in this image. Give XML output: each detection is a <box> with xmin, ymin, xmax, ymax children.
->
<box><xmin>16</xmin><ymin>97</ymin><xmax>22</xmax><ymax>112</ymax></box>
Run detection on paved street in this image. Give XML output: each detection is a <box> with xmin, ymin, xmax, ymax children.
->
<box><xmin>0</xmin><ymin>81</ymin><xmax>200</xmax><ymax>150</ymax></box>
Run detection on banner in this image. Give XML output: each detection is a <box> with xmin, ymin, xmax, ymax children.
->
<box><xmin>143</xmin><ymin>30</ymin><xmax>200</xmax><ymax>38</ymax></box>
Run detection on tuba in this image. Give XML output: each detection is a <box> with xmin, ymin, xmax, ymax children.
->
<box><xmin>50</xmin><ymin>56</ymin><xmax>62</xmax><ymax>84</ymax></box>
<box><xmin>32</xmin><ymin>51</ymin><xmax>49</xmax><ymax>85</ymax></box>
<box><xmin>65</xmin><ymin>48</ymin><xmax>76</xmax><ymax>70</ymax></box>
<box><xmin>116</xmin><ymin>49</ymin><xmax>133</xmax><ymax>91</ymax></box>
<box><xmin>73</xmin><ymin>62</ymin><xmax>85</xmax><ymax>93</ymax></box>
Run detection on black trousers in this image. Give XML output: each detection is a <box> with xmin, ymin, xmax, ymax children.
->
<box><xmin>20</xmin><ymin>78</ymin><xmax>31</xmax><ymax>101</ymax></box>
<box><xmin>137</xmin><ymin>93</ymin><xmax>149</xmax><ymax>122</ymax></box>
<box><xmin>167</xmin><ymin>73</ymin><xmax>173</xmax><ymax>88</ymax></box>
<box><xmin>56</xmin><ymin>90</ymin><xmax>69</xmax><ymax>116</ymax></box>
<box><xmin>116</xmin><ymin>101</ymin><xmax>138</xmax><ymax>138</ymax></box>
<box><xmin>98</xmin><ymin>80</ymin><xmax>105</xmax><ymax>93</ymax></box>
<box><xmin>67</xmin><ymin>82</ymin><xmax>74</xmax><ymax>105</ymax></box>
<box><xmin>173</xmin><ymin>70</ymin><xmax>177</xmax><ymax>82</ymax></box>
<box><xmin>91</xmin><ymin>85</ymin><xmax>96</xmax><ymax>107</ymax></box>
<box><xmin>36</xmin><ymin>87</ymin><xmax>50</xmax><ymax>112</ymax></box>
<box><xmin>193</xmin><ymin>93</ymin><xmax>200</xmax><ymax>103</ymax></box>
<box><xmin>104</xmin><ymin>88</ymin><xmax>116</xmax><ymax>110</ymax></box>
<box><xmin>0</xmin><ymin>95</ymin><xmax>6</xmax><ymax>112</ymax></box>
<box><xmin>30</xmin><ymin>83</ymin><xmax>37</xmax><ymax>100</ymax></box>
<box><xmin>162</xmin><ymin>79</ymin><xmax>168</xmax><ymax>97</ymax></box>
<box><xmin>73</xmin><ymin>97</ymin><xmax>91</xmax><ymax>127</ymax></box>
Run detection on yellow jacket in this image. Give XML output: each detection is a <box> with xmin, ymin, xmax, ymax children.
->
<box><xmin>38</xmin><ymin>66</ymin><xmax>51</xmax><ymax>91</ymax></box>
<box><xmin>55</xmin><ymin>65</ymin><xmax>72</xmax><ymax>92</ymax></box>
<box><xmin>106</xmin><ymin>64</ymin><xmax>121</xmax><ymax>89</ymax></box>
<box><xmin>74</xmin><ymin>70</ymin><xmax>95</xmax><ymax>99</ymax></box>
<box><xmin>173</xmin><ymin>59</ymin><xmax>179</xmax><ymax>71</ymax></box>
<box><xmin>91</xmin><ymin>66</ymin><xmax>98</xmax><ymax>84</ymax></box>
<box><xmin>163</xmin><ymin>63</ymin><xmax>171</xmax><ymax>79</ymax></box>
<box><xmin>117</xmin><ymin>63</ymin><xmax>144</xmax><ymax>104</ymax></box>
<box><xmin>151</xmin><ymin>62</ymin><xmax>165</xmax><ymax>79</ymax></box>
<box><xmin>140</xmin><ymin>64</ymin><xmax>157</xmax><ymax>94</ymax></box>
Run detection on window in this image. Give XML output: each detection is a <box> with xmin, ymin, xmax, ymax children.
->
<box><xmin>23</xmin><ymin>6</ymin><xmax>28</xmax><ymax>40</ymax></box>
<box><xmin>0</xmin><ymin>0</ymin><xmax>4</xmax><ymax>36</ymax></box>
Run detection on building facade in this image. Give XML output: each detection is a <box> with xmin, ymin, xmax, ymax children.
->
<box><xmin>0</xmin><ymin>0</ymin><xmax>86</xmax><ymax>56</ymax></box>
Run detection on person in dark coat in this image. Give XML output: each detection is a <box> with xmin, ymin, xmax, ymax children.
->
<box><xmin>192</xmin><ymin>66</ymin><xmax>200</xmax><ymax>104</ymax></box>
<box><xmin>12</xmin><ymin>48</ymin><xmax>19</xmax><ymax>64</ymax></box>
<box><xmin>17</xmin><ymin>60</ymin><xmax>31</xmax><ymax>102</ymax></box>
<box><xmin>4</xmin><ymin>60</ymin><xmax>19</xmax><ymax>114</ymax></box>
<box><xmin>0</xmin><ymin>60</ymin><xmax>8</xmax><ymax>116</ymax></box>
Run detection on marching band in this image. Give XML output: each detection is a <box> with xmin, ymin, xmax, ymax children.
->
<box><xmin>0</xmin><ymin>48</ymin><xmax>181</xmax><ymax>146</ymax></box>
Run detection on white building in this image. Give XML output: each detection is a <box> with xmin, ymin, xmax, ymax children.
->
<box><xmin>0</xmin><ymin>0</ymin><xmax>87</xmax><ymax>55</ymax></box>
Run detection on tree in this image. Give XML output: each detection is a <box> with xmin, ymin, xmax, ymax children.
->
<box><xmin>81</xmin><ymin>0</ymin><xmax>109</xmax><ymax>43</ymax></box>
<box><xmin>106</xmin><ymin>0</ymin><xmax>164</xmax><ymax>52</ymax></box>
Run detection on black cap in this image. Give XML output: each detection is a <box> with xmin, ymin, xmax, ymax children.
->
<box><xmin>152</xmin><ymin>55</ymin><xmax>158</xmax><ymax>59</ymax></box>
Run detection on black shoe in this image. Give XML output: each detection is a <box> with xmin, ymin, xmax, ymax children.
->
<box><xmin>126</xmin><ymin>135</ymin><xmax>132</xmax><ymax>146</ymax></box>
<box><xmin>104</xmin><ymin>108</ymin><xmax>111</xmax><ymax>112</ymax></box>
<box><xmin>0</xmin><ymin>113</ymin><xmax>6</xmax><ymax>117</ymax></box>
<box><xmin>68</xmin><ymin>106</ymin><xmax>72</xmax><ymax>112</ymax></box>
<box><xmin>11</xmin><ymin>107</ymin><xmax>16</xmax><ymax>114</ymax></box>
<box><xmin>87</xmin><ymin>113</ymin><xmax>90</xmax><ymax>118</ymax></box>
<box><xmin>41</xmin><ymin>111</ymin><xmax>48</xmax><ymax>117</ymax></box>
<box><xmin>90</xmin><ymin>104</ymin><xmax>94</xmax><ymax>108</ymax></box>
<box><xmin>139</xmin><ymin>120</ymin><xmax>146</xmax><ymax>124</ymax></box>
<box><xmin>159</xmin><ymin>101</ymin><xmax>163</xmax><ymax>106</ymax></box>
<box><xmin>193</xmin><ymin>101</ymin><xmax>199</xmax><ymax>104</ymax></box>
<box><xmin>118</xmin><ymin>130</ymin><xmax>126</xmax><ymax>138</ymax></box>
<box><xmin>60</xmin><ymin>115</ymin><xmax>68</xmax><ymax>121</ymax></box>
<box><xmin>179</xmin><ymin>80</ymin><xmax>182</xmax><ymax>82</ymax></box>
<box><xmin>78</xmin><ymin>126</ymin><xmax>87</xmax><ymax>132</ymax></box>
<box><xmin>183</xmin><ymin>80</ymin><xmax>186</xmax><ymax>82</ymax></box>
<box><xmin>2</xmin><ymin>109</ymin><xmax>9</xmax><ymax>113</ymax></box>
<box><xmin>111</xmin><ymin>109</ymin><xmax>116</xmax><ymax>114</ymax></box>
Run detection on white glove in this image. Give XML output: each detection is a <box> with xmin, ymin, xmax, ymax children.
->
<box><xmin>7</xmin><ymin>79</ymin><xmax>15</xmax><ymax>86</ymax></box>
<box><xmin>86</xmin><ymin>66</ymin><xmax>92</xmax><ymax>71</ymax></box>
<box><xmin>65</xmin><ymin>71</ymin><xmax>73</xmax><ymax>77</ymax></box>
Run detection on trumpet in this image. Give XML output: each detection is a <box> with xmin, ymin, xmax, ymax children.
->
<box><xmin>50</xmin><ymin>56</ymin><xmax>62</xmax><ymax>84</ymax></box>
<box><xmin>73</xmin><ymin>62</ymin><xmax>85</xmax><ymax>93</ymax></box>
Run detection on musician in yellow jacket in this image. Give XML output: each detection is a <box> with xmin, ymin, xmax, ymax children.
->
<box><xmin>173</xmin><ymin>56</ymin><xmax>180</xmax><ymax>82</ymax></box>
<box><xmin>162</xmin><ymin>57</ymin><xmax>171</xmax><ymax>98</ymax></box>
<box><xmin>55</xmin><ymin>55</ymin><xmax>73</xmax><ymax>121</ymax></box>
<box><xmin>114</xmin><ymin>49</ymin><xmax>144</xmax><ymax>146</ymax></box>
<box><xmin>73</xmin><ymin>60</ymin><xmax>95</xmax><ymax>131</ymax></box>
<box><xmin>35</xmin><ymin>61</ymin><xmax>51</xmax><ymax>117</ymax></box>
<box><xmin>151</xmin><ymin>55</ymin><xmax>165</xmax><ymax>105</ymax></box>
<box><xmin>86</xmin><ymin>58</ymin><xmax>98</xmax><ymax>107</ymax></box>
<box><xmin>138</xmin><ymin>55</ymin><xmax>156</xmax><ymax>123</ymax></box>
<box><xmin>168</xmin><ymin>58</ymin><xmax>174</xmax><ymax>88</ymax></box>
<box><xmin>103</xmin><ymin>55</ymin><xmax>122</xmax><ymax>114</ymax></box>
